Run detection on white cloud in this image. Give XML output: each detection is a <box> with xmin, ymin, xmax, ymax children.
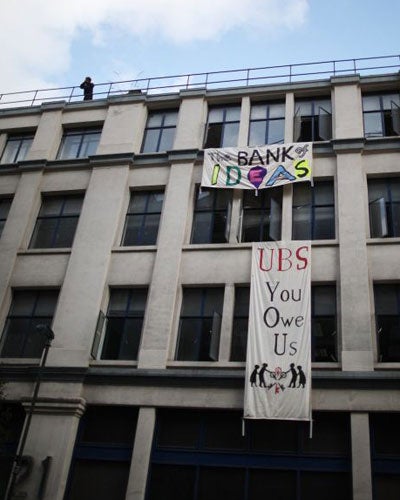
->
<box><xmin>0</xmin><ymin>0</ymin><xmax>308</xmax><ymax>94</ymax></box>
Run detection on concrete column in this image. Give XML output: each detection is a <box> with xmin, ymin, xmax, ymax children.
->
<box><xmin>332</xmin><ymin>77</ymin><xmax>363</xmax><ymax>140</ymax></box>
<box><xmin>0</xmin><ymin>132</ymin><xmax>7</xmax><ymax>155</ymax></box>
<box><xmin>138</xmin><ymin>162</ymin><xmax>194</xmax><ymax>368</ymax></box>
<box><xmin>219</xmin><ymin>284</ymin><xmax>235</xmax><ymax>361</ymax></box>
<box><xmin>126</xmin><ymin>407</ymin><xmax>156</xmax><ymax>500</ymax></box>
<box><xmin>48</xmin><ymin>165</ymin><xmax>129</xmax><ymax>367</ymax></box>
<box><xmin>27</xmin><ymin>107</ymin><xmax>64</xmax><ymax>161</ymax></box>
<box><xmin>351</xmin><ymin>412</ymin><xmax>373</xmax><ymax>500</ymax></box>
<box><xmin>284</xmin><ymin>92</ymin><xmax>295</xmax><ymax>143</ymax></box>
<box><xmin>97</xmin><ymin>102</ymin><xmax>147</xmax><ymax>155</ymax></box>
<box><xmin>173</xmin><ymin>95</ymin><xmax>206</xmax><ymax>149</ymax></box>
<box><xmin>13</xmin><ymin>398</ymin><xmax>85</xmax><ymax>500</ymax></box>
<box><xmin>281</xmin><ymin>183</ymin><xmax>293</xmax><ymax>240</ymax></box>
<box><xmin>238</xmin><ymin>97</ymin><xmax>250</xmax><ymax>147</ymax></box>
<box><xmin>0</xmin><ymin>171</ymin><xmax>42</xmax><ymax>322</ymax></box>
<box><xmin>336</xmin><ymin>152</ymin><xmax>373</xmax><ymax>370</ymax></box>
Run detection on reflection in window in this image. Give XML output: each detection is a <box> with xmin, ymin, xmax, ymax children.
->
<box><xmin>142</xmin><ymin>110</ymin><xmax>178</xmax><ymax>153</ymax></box>
<box><xmin>0</xmin><ymin>134</ymin><xmax>33</xmax><ymax>164</ymax></box>
<box><xmin>0</xmin><ymin>197</ymin><xmax>12</xmax><ymax>238</ymax></box>
<box><xmin>363</xmin><ymin>93</ymin><xmax>400</xmax><ymax>138</ymax></box>
<box><xmin>374</xmin><ymin>284</ymin><xmax>400</xmax><ymax>362</ymax></box>
<box><xmin>121</xmin><ymin>191</ymin><xmax>164</xmax><ymax>246</ymax></box>
<box><xmin>294</xmin><ymin>98</ymin><xmax>332</xmax><ymax>142</ymax></box>
<box><xmin>58</xmin><ymin>129</ymin><xmax>101</xmax><ymax>159</ymax></box>
<box><xmin>175</xmin><ymin>288</ymin><xmax>224</xmax><ymax>361</ymax></box>
<box><xmin>249</xmin><ymin>102</ymin><xmax>285</xmax><ymax>146</ymax></box>
<box><xmin>204</xmin><ymin>106</ymin><xmax>240</xmax><ymax>148</ymax></box>
<box><xmin>29</xmin><ymin>194</ymin><xmax>84</xmax><ymax>248</ymax></box>
<box><xmin>241</xmin><ymin>188</ymin><xmax>282</xmax><ymax>242</ymax></box>
<box><xmin>312</xmin><ymin>286</ymin><xmax>337</xmax><ymax>362</ymax></box>
<box><xmin>191</xmin><ymin>188</ymin><xmax>232</xmax><ymax>244</ymax></box>
<box><xmin>292</xmin><ymin>181</ymin><xmax>335</xmax><ymax>240</ymax></box>
<box><xmin>368</xmin><ymin>178</ymin><xmax>400</xmax><ymax>238</ymax></box>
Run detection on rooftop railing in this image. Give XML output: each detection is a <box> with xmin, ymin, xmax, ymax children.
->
<box><xmin>1</xmin><ymin>54</ymin><xmax>399</xmax><ymax>109</ymax></box>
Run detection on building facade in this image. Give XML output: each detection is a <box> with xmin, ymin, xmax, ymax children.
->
<box><xmin>0</xmin><ymin>69</ymin><xmax>399</xmax><ymax>500</ymax></box>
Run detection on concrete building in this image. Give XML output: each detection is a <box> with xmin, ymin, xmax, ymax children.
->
<box><xmin>0</xmin><ymin>61</ymin><xmax>399</xmax><ymax>500</ymax></box>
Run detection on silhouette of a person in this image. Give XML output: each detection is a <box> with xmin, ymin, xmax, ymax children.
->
<box><xmin>289</xmin><ymin>363</ymin><xmax>297</xmax><ymax>388</ymax></box>
<box><xmin>80</xmin><ymin>76</ymin><xmax>94</xmax><ymax>100</ymax></box>
<box><xmin>259</xmin><ymin>363</ymin><xmax>268</xmax><ymax>387</ymax></box>
<box><xmin>250</xmin><ymin>365</ymin><xmax>259</xmax><ymax>387</ymax></box>
<box><xmin>297</xmin><ymin>365</ymin><xmax>306</xmax><ymax>388</ymax></box>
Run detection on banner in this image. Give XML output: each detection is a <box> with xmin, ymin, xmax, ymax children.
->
<box><xmin>202</xmin><ymin>143</ymin><xmax>312</xmax><ymax>190</ymax></box>
<box><xmin>244</xmin><ymin>241</ymin><xmax>311</xmax><ymax>421</ymax></box>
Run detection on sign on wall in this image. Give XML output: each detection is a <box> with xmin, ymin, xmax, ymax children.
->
<box><xmin>202</xmin><ymin>143</ymin><xmax>312</xmax><ymax>191</ymax></box>
<box><xmin>244</xmin><ymin>241</ymin><xmax>312</xmax><ymax>421</ymax></box>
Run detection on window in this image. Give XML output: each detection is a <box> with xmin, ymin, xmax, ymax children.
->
<box><xmin>0</xmin><ymin>134</ymin><xmax>33</xmax><ymax>164</ymax></box>
<box><xmin>148</xmin><ymin>410</ymin><xmax>352</xmax><ymax>500</ymax></box>
<box><xmin>230</xmin><ymin>287</ymin><xmax>250</xmax><ymax>361</ymax></box>
<box><xmin>57</xmin><ymin>129</ymin><xmax>101</xmax><ymax>159</ymax></box>
<box><xmin>176</xmin><ymin>288</ymin><xmax>224</xmax><ymax>361</ymax></box>
<box><xmin>249</xmin><ymin>101</ymin><xmax>285</xmax><ymax>146</ymax></box>
<box><xmin>0</xmin><ymin>197</ymin><xmax>12</xmax><ymax>238</ymax></box>
<box><xmin>292</xmin><ymin>181</ymin><xmax>335</xmax><ymax>240</ymax></box>
<box><xmin>65</xmin><ymin>406</ymin><xmax>138</xmax><ymax>500</ymax></box>
<box><xmin>100</xmin><ymin>288</ymin><xmax>148</xmax><ymax>361</ymax></box>
<box><xmin>29</xmin><ymin>194</ymin><xmax>83</xmax><ymax>249</ymax></box>
<box><xmin>368</xmin><ymin>178</ymin><xmax>400</xmax><ymax>238</ymax></box>
<box><xmin>204</xmin><ymin>105</ymin><xmax>240</xmax><ymax>148</ymax></box>
<box><xmin>363</xmin><ymin>93</ymin><xmax>400</xmax><ymax>138</ymax></box>
<box><xmin>121</xmin><ymin>191</ymin><xmax>164</xmax><ymax>246</ymax></box>
<box><xmin>294</xmin><ymin>98</ymin><xmax>332</xmax><ymax>142</ymax></box>
<box><xmin>241</xmin><ymin>188</ymin><xmax>282</xmax><ymax>242</ymax></box>
<box><xmin>374</xmin><ymin>284</ymin><xmax>400</xmax><ymax>362</ymax></box>
<box><xmin>370</xmin><ymin>413</ymin><xmax>400</xmax><ymax>500</ymax></box>
<box><xmin>191</xmin><ymin>188</ymin><xmax>232</xmax><ymax>244</ymax></box>
<box><xmin>312</xmin><ymin>286</ymin><xmax>337</xmax><ymax>362</ymax></box>
<box><xmin>0</xmin><ymin>290</ymin><xmax>58</xmax><ymax>358</ymax></box>
<box><xmin>141</xmin><ymin>110</ymin><xmax>178</xmax><ymax>153</ymax></box>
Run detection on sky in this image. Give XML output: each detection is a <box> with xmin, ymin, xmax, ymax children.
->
<box><xmin>0</xmin><ymin>0</ymin><xmax>399</xmax><ymax>96</ymax></box>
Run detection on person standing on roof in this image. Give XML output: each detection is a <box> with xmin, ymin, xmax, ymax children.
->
<box><xmin>80</xmin><ymin>77</ymin><xmax>94</xmax><ymax>100</ymax></box>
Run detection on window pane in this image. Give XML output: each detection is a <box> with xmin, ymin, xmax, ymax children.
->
<box><xmin>301</xmin><ymin>413</ymin><xmax>349</xmax><ymax>455</ymax></box>
<box><xmin>203</xmin><ymin>412</ymin><xmax>246</xmax><ymax>450</ymax></box>
<box><xmin>249</xmin><ymin>121</ymin><xmax>266</xmax><ymax>146</ymax></box>
<box><xmin>1</xmin><ymin>141</ymin><xmax>20</xmax><ymax>163</ymax></box>
<box><xmin>205</xmin><ymin>123</ymin><xmax>223</xmax><ymax>148</ymax></box>
<box><xmin>59</xmin><ymin>135</ymin><xmax>81</xmax><ymax>159</ymax></box>
<box><xmin>301</xmin><ymin>471</ymin><xmax>352</xmax><ymax>500</ymax></box>
<box><xmin>118</xmin><ymin>318</ymin><xmax>143</xmax><ymax>360</ymax></box>
<box><xmin>248</xmin><ymin>469</ymin><xmax>296</xmax><ymax>500</ymax></box>
<box><xmin>140</xmin><ymin>214</ymin><xmax>161</xmax><ymax>245</ymax></box>
<box><xmin>251</xmin><ymin>419</ymin><xmax>298</xmax><ymax>452</ymax></box>
<box><xmin>30</xmin><ymin>218</ymin><xmax>58</xmax><ymax>248</ymax></box>
<box><xmin>148</xmin><ymin>464</ymin><xmax>195</xmax><ymax>500</ymax></box>
<box><xmin>292</xmin><ymin>205</ymin><xmax>311</xmax><ymax>239</ymax></box>
<box><xmin>53</xmin><ymin>217</ymin><xmax>79</xmax><ymax>247</ymax></box>
<box><xmin>109</xmin><ymin>290</ymin><xmax>129</xmax><ymax>313</ymax></box>
<box><xmin>63</xmin><ymin>196</ymin><xmax>84</xmax><ymax>215</ymax></box>
<box><xmin>142</xmin><ymin>129</ymin><xmax>160</xmax><ymax>153</ymax></box>
<box><xmin>314</xmin><ymin>206</ymin><xmax>335</xmax><ymax>239</ymax></box>
<box><xmin>375</xmin><ymin>475</ymin><xmax>400</xmax><ymax>500</ymax></box>
<box><xmin>371</xmin><ymin>413</ymin><xmax>400</xmax><ymax>456</ymax></box>
<box><xmin>250</xmin><ymin>104</ymin><xmax>267</xmax><ymax>120</ymax></box>
<box><xmin>176</xmin><ymin>318</ymin><xmax>204</xmax><ymax>360</ymax></box>
<box><xmin>225</xmin><ymin>107</ymin><xmax>241</xmax><ymax>121</ymax></box>
<box><xmin>147</xmin><ymin>113</ymin><xmax>164</xmax><ymax>127</ymax></box>
<box><xmin>81</xmin><ymin>406</ymin><xmax>137</xmax><ymax>444</ymax></box>
<box><xmin>198</xmin><ymin>466</ymin><xmax>245</xmax><ymax>500</ymax></box>
<box><xmin>34</xmin><ymin>291</ymin><xmax>58</xmax><ymax>316</ymax></box>
<box><xmin>156</xmin><ymin>410</ymin><xmax>201</xmax><ymax>448</ymax></box>
<box><xmin>268</xmin><ymin>119</ymin><xmax>285</xmax><ymax>144</ymax></box>
<box><xmin>222</xmin><ymin>122</ymin><xmax>239</xmax><ymax>147</ymax></box>
<box><xmin>39</xmin><ymin>198</ymin><xmax>64</xmax><ymax>216</ymax></box>
<box><xmin>191</xmin><ymin>212</ymin><xmax>213</xmax><ymax>243</ymax></box>
<box><xmin>364</xmin><ymin>112</ymin><xmax>383</xmax><ymax>137</ymax></box>
<box><xmin>101</xmin><ymin>317</ymin><xmax>124</xmax><ymax>359</ymax></box>
<box><xmin>17</xmin><ymin>138</ymin><xmax>33</xmax><ymax>161</ymax></box>
<box><xmin>0</xmin><ymin>198</ymin><xmax>12</xmax><ymax>219</ymax></box>
<box><xmin>163</xmin><ymin>111</ymin><xmax>178</xmax><ymax>126</ymax></box>
<box><xmin>363</xmin><ymin>95</ymin><xmax>381</xmax><ymax>111</ymax></box>
<box><xmin>80</xmin><ymin>133</ymin><xmax>100</xmax><ymax>157</ymax></box>
<box><xmin>208</xmin><ymin>108</ymin><xmax>224</xmax><ymax>123</ymax></box>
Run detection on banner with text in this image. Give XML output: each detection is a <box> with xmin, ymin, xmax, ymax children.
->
<box><xmin>202</xmin><ymin>143</ymin><xmax>312</xmax><ymax>190</ymax></box>
<box><xmin>244</xmin><ymin>241</ymin><xmax>311</xmax><ymax>421</ymax></box>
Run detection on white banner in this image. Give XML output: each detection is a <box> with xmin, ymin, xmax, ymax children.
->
<box><xmin>244</xmin><ymin>241</ymin><xmax>311</xmax><ymax>421</ymax></box>
<box><xmin>202</xmin><ymin>143</ymin><xmax>312</xmax><ymax>190</ymax></box>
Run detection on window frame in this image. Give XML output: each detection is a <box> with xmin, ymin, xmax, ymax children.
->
<box><xmin>248</xmin><ymin>101</ymin><xmax>285</xmax><ymax>146</ymax></box>
<box><xmin>57</xmin><ymin>128</ymin><xmax>102</xmax><ymax>160</ymax></box>
<box><xmin>0</xmin><ymin>133</ymin><xmax>34</xmax><ymax>164</ymax></box>
<box><xmin>368</xmin><ymin>177</ymin><xmax>400</xmax><ymax>238</ymax></box>
<box><xmin>362</xmin><ymin>92</ymin><xmax>400</xmax><ymax>138</ymax></box>
<box><xmin>311</xmin><ymin>285</ymin><xmax>337</xmax><ymax>362</ymax></box>
<box><xmin>141</xmin><ymin>110</ymin><xmax>178</xmax><ymax>153</ymax></box>
<box><xmin>204</xmin><ymin>105</ymin><xmax>241</xmax><ymax>148</ymax></box>
<box><xmin>294</xmin><ymin>98</ymin><xmax>332</xmax><ymax>142</ymax></box>
<box><xmin>374</xmin><ymin>283</ymin><xmax>400</xmax><ymax>363</ymax></box>
<box><xmin>0</xmin><ymin>197</ymin><xmax>13</xmax><ymax>238</ymax></box>
<box><xmin>230</xmin><ymin>286</ymin><xmax>250</xmax><ymax>362</ymax></box>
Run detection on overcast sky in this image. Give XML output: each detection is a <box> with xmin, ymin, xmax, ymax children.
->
<box><xmin>1</xmin><ymin>0</ymin><xmax>399</xmax><ymax>95</ymax></box>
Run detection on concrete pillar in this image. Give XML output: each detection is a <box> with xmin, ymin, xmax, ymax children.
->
<box><xmin>48</xmin><ymin>165</ymin><xmax>129</xmax><ymax>367</ymax></box>
<box><xmin>284</xmin><ymin>92</ymin><xmax>295</xmax><ymax>143</ymax></box>
<box><xmin>238</xmin><ymin>97</ymin><xmax>250</xmax><ymax>147</ymax></box>
<box><xmin>126</xmin><ymin>407</ymin><xmax>156</xmax><ymax>500</ymax></box>
<box><xmin>351</xmin><ymin>412</ymin><xmax>373</xmax><ymax>500</ymax></box>
<box><xmin>12</xmin><ymin>398</ymin><xmax>85</xmax><ymax>500</ymax></box>
<box><xmin>173</xmin><ymin>94</ymin><xmax>206</xmax><ymax>149</ymax></box>
<box><xmin>332</xmin><ymin>77</ymin><xmax>363</xmax><ymax>140</ymax></box>
<box><xmin>138</xmin><ymin>161</ymin><xmax>194</xmax><ymax>368</ymax></box>
<box><xmin>97</xmin><ymin>102</ymin><xmax>147</xmax><ymax>155</ymax></box>
<box><xmin>219</xmin><ymin>284</ymin><xmax>235</xmax><ymax>361</ymax></box>
<box><xmin>336</xmin><ymin>151</ymin><xmax>373</xmax><ymax>370</ymax></box>
<box><xmin>27</xmin><ymin>106</ymin><xmax>64</xmax><ymax>161</ymax></box>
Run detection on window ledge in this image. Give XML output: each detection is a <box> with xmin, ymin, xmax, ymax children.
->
<box><xmin>374</xmin><ymin>362</ymin><xmax>400</xmax><ymax>369</ymax></box>
<box><xmin>167</xmin><ymin>361</ymin><xmax>244</xmax><ymax>369</ymax></box>
<box><xmin>367</xmin><ymin>237</ymin><xmax>400</xmax><ymax>245</ymax></box>
<box><xmin>183</xmin><ymin>240</ymin><xmax>339</xmax><ymax>251</ymax></box>
<box><xmin>17</xmin><ymin>248</ymin><xmax>72</xmax><ymax>255</ymax></box>
<box><xmin>0</xmin><ymin>358</ymin><xmax>40</xmax><ymax>365</ymax></box>
<box><xmin>111</xmin><ymin>246</ymin><xmax>158</xmax><ymax>253</ymax></box>
<box><xmin>90</xmin><ymin>360</ymin><xmax>138</xmax><ymax>367</ymax></box>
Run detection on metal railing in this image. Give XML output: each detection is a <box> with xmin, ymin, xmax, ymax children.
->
<box><xmin>1</xmin><ymin>54</ymin><xmax>399</xmax><ymax>109</ymax></box>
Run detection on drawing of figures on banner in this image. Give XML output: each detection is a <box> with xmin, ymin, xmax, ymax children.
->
<box><xmin>202</xmin><ymin>143</ymin><xmax>312</xmax><ymax>192</ymax></box>
<box><xmin>244</xmin><ymin>241</ymin><xmax>312</xmax><ymax>422</ymax></box>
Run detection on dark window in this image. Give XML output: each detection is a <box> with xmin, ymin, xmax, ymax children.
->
<box><xmin>121</xmin><ymin>191</ymin><xmax>164</xmax><ymax>246</ymax></box>
<box><xmin>147</xmin><ymin>410</ymin><xmax>352</xmax><ymax>500</ymax></box>
<box><xmin>66</xmin><ymin>406</ymin><xmax>137</xmax><ymax>500</ymax></box>
<box><xmin>249</xmin><ymin>102</ymin><xmax>285</xmax><ymax>146</ymax></box>
<box><xmin>230</xmin><ymin>287</ymin><xmax>250</xmax><ymax>361</ymax></box>
<box><xmin>29</xmin><ymin>194</ymin><xmax>83</xmax><ymax>249</ymax></box>
<box><xmin>101</xmin><ymin>288</ymin><xmax>148</xmax><ymax>361</ymax></box>
<box><xmin>292</xmin><ymin>181</ymin><xmax>335</xmax><ymax>240</ymax></box>
<box><xmin>0</xmin><ymin>290</ymin><xmax>58</xmax><ymax>358</ymax></box>
<box><xmin>57</xmin><ymin>129</ymin><xmax>101</xmax><ymax>159</ymax></box>
<box><xmin>374</xmin><ymin>284</ymin><xmax>400</xmax><ymax>362</ymax></box>
<box><xmin>0</xmin><ymin>403</ymin><xmax>25</xmax><ymax>498</ymax></box>
<box><xmin>176</xmin><ymin>288</ymin><xmax>224</xmax><ymax>361</ymax></box>
<box><xmin>294</xmin><ymin>98</ymin><xmax>332</xmax><ymax>142</ymax></box>
<box><xmin>363</xmin><ymin>93</ymin><xmax>400</xmax><ymax>138</ymax></box>
<box><xmin>312</xmin><ymin>285</ymin><xmax>337</xmax><ymax>362</ymax></box>
<box><xmin>191</xmin><ymin>188</ymin><xmax>232</xmax><ymax>244</ymax></box>
<box><xmin>0</xmin><ymin>197</ymin><xmax>12</xmax><ymax>238</ymax></box>
<box><xmin>241</xmin><ymin>188</ymin><xmax>282</xmax><ymax>242</ymax></box>
<box><xmin>370</xmin><ymin>413</ymin><xmax>400</xmax><ymax>500</ymax></box>
<box><xmin>204</xmin><ymin>106</ymin><xmax>240</xmax><ymax>148</ymax></box>
<box><xmin>141</xmin><ymin>110</ymin><xmax>178</xmax><ymax>153</ymax></box>
<box><xmin>368</xmin><ymin>178</ymin><xmax>400</xmax><ymax>238</ymax></box>
<box><xmin>0</xmin><ymin>134</ymin><xmax>33</xmax><ymax>164</ymax></box>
